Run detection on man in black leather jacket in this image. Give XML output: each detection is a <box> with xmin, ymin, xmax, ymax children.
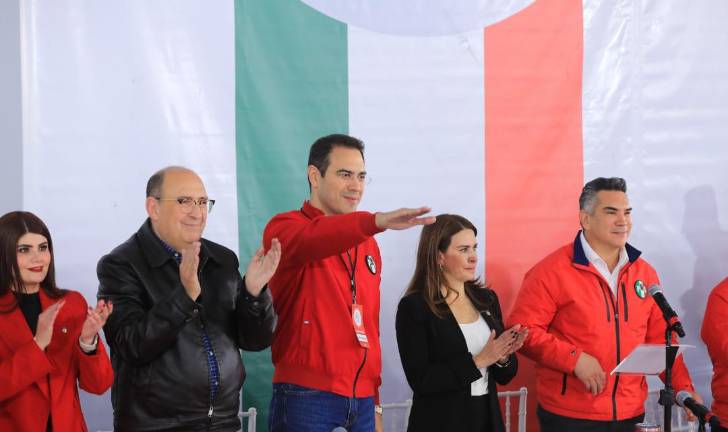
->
<box><xmin>97</xmin><ymin>166</ymin><xmax>280</xmax><ymax>431</ymax></box>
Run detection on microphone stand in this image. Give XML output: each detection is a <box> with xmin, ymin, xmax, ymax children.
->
<box><xmin>658</xmin><ymin>326</ymin><xmax>679</xmax><ymax>432</ymax></box>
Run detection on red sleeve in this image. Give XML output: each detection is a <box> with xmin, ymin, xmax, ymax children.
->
<box><xmin>702</xmin><ymin>279</ymin><xmax>728</xmax><ymax>363</ymax></box>
<box><xmin>75</xmin><ymin>336</ymin><xmax>114</xmax><ymax>395</ymax></box>
<box><xmin>263</xmin><ymin>210</ymin><xmax>383</xmax><ymax>268</ymax></box>
<box><xmin>507</xmin><ymin>269</ymin><xmax>582</xmax><ymax>374</ymax></box>
<box><xmin>0</xmin><ymin>339</ymin><xmax>52</xmax><ymax>401</ymax></box>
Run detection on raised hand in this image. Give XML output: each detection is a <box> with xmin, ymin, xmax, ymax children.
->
<box><xmin>375</xmin><ymin>207</ymin><xmax>436</xmax><ymax>231</ymax></box>
<box><xmin>244</xmin><ymin>238</ymin><xmax>282</xmax><ymax>297</ymax></box>
<box><xmin>80</xmin><ymin>299</ymin><xmax>113</xmax><ymax>345</ymax></box>
<box><xmin>34</xmin><ymin>300</ymin><xmax>65</xmax><ymax>350</ymax></box>
<box><xmin>574</xmin><ymin>351</ymin><xmax>606</xmax><ymax>395</ymax></box>
<box><xmin>180</xmin><ymin>241</ymin><xmax>202</xmax><ymax>300</ymax></box>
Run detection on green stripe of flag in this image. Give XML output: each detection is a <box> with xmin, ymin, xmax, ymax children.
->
<box><xmin>235</xmin><ymin>0</ymin><xmax>348</xmax><ymax>430</ymax></box>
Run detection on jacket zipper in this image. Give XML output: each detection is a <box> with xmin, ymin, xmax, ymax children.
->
<box><xmin>621</xmin><ymin>282</ymin><xmax>629</xmax><ymax>321</ymax></box>
<box><xmin>598</xmin><ymin>278</ymin><xmax>621</xmax><ymax>421</ymax></box>
<box><xmin>352</xmin><ymin>349</ymin><xmax>368</xmax><ymax>397</ymax></box>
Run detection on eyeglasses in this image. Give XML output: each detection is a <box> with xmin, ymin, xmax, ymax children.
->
<box><xmin>154</xmin><ymin>196</ymin><xmax>216</xmax><ymax>213</ymax></box>
<box><xmin>335</xmin><ymin>170</ymin><xmax>372</xmax><ymax>185</ymax></box>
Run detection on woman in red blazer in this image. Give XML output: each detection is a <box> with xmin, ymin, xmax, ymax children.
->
<box><xmin>0</xmin><ymin>211</ymin><xmax>114</xmax><ymax>431</ymax></box>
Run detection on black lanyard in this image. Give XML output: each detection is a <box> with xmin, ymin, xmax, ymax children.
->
<box><xmin>339</xmin><ymin>247</ymin><xmax>359</xmax><ymax>304</ymax></box>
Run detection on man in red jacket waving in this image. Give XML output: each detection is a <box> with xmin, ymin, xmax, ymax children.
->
<box><xmin>508</xmin><ymin>177</ymin><xmax>700</xmax><ymax>431</ymax></box>
<box><xmin>263</xmin><ymin>134</ymin><xmax>434</xmax><ymax>432</ymax></box>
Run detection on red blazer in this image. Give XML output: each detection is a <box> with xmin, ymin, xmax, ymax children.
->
<box><xmin>0</xmin><ymin>289</ymin><xmax>113</xmax><ymax>431</ymax></box>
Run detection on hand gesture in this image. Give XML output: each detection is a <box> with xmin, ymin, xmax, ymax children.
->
<box><xmin>498</xmin><ymin>324</ymin><xmax>529</xmax><ymax>362</ymax></box>
<box><xmin>375</xmin><ymin>207</ymin><xmax>436</xmax><ymax>231</ymax></box>
<box><xmin>473</xmin><ymin>330</ymin><xmax>514</xmax><ymax>368</ymax></box>
<box><xmin>80</xmin><ymin>299</ymin><xmax>113</xmax><ymax>345</ymax></box>
<box><xmin>244</xmin><ymin>238</ymin><xmax>282</xmax><ymax>297</ymax></box>
<box><xmin>574</xmin><ymin>351</ymin><xmax>606</xmax><ymax>395</ymax></box>
<box><xmin>180</xmin><ymin>241</ymin><xmax>202</xmax><ymax>300</ymax></box>
<box><xmin>34</xmin><ymin>300</ymin><xmax>65</xmax><ymax>350</ymax></box>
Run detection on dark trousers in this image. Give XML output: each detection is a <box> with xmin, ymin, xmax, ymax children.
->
<box><xmin>538</xmin><ymin>405</ymin><xmax>644</xmax><ymax>432</ymax></box>
<box><xmin>467</xmin><ymin>394</ymin><xmax>492</xmax><ymax>432</ymax></box>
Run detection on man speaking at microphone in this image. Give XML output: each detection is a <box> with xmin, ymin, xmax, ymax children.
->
<box><xmin>508</xmin><ymin>177</ymin><xmax>700</xmax><ymax>431</ymax></box>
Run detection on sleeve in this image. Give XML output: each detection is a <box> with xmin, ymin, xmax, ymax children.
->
<box><xmin>507</xmin><ymin>270</ymin><xmax>582</xmax><ymax>374</ymax></box>
<box><xmin>75</xmin><ymin>336</ymin><xmax>114</xmax><ymax>395</ymax></box>
<box><xmin>0</xmin><ymin>339</ymin><xmax>52</xmax><ymax>401</ymax></box>
<box><xmin>263</xmin><ymin>211</ymin><xmax>383</xmax><ymax>269</ymax></box>
<box><xmin>489</xmin><ymin>291</ymin><xmax>518</xmax><ymax>385</ymax></box>
<box><xmin>70</xmin><ymin>294</ymin><xmax>114</xmax><ymax>395</ymax></box>
<box><xmin>395</xmin><ymin>296</ymin><xmax>482</xmax><ymax>396</ymax></box>
<box><xmin>97</xmin><ymin>253</ymin><xmax>198</xmax><ymax>366</ymax></box>
<box><xmin>236</xmin><ymin>276</ymin><xmax>276</xmax><ymax>351</ymax></box>
<box><xmin>702</xmin><ymin>280</ymin><xmax>728</xmax><ymax>366</ymax></box>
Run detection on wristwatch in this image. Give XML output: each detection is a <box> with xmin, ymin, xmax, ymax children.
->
<box><xmin>374</xmin><ymin>405</ymin><xmax>383</xmax><ymax>415</ymax></box>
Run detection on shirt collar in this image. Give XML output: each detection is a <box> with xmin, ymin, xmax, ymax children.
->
<box><xmin>579</xmin><ymin>231</ymin><xmax>628</xmax><ymax>271</ymax></box>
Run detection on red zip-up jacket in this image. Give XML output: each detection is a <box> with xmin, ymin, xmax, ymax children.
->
<box><xmin>508</xmin><ymin>232</ymin><xmax>694</xmax><ymax>421</ymax></box>
<box><xmin>263</xmin><ymin>201</ymin><xmax>384</xmax><ymax>400</ymax></box>
<box><xmin>701</xmin><ymin>277</ymin><xmax>728</xmax><ymax>423</ymax></box>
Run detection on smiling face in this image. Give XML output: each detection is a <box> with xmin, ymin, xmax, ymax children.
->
<box><xmin>309</xmin><ymin>146</ymin><xmax>367</xmax><ymax>215</ymax></box>
<box><xmin>438</xmin><ymin>229</ymin><xmax>478</xmax><ymax>285</ymax></box>
<box><xmin>580</xmin><ymin>190</ymin><xmax>632</xmax><ymax>258</ymax></box>
<box><xmin>146</xmin><ymin>169</ymin><xmax>208</xmax><ymax>251</ymax></box>
<box><xmin>16</xmin><ymin>232</ymin><xmax>51</xmax><ymax>293</ymax></box>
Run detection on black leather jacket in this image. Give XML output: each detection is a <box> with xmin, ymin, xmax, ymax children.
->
<box><xmin>97</xmin><ymin>220</ymin><xmax>275</xmax><ymax>431</ymax></box>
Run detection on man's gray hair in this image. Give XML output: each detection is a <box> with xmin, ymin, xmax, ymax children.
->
<box><xmin>146</xmin><ymin>166</ymin><xmax>192</xmax><ymax>198</ymax></box>
<box><xmin>579</xmin><ymin>177</ymin><xmax>627</xmax><ymax>214</ymax></box>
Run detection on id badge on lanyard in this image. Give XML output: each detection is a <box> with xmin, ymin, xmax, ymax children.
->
<box><xmin>341</xmin><ymin>248</ymin><xmax>369</xmax><ymax>348</ymax></box>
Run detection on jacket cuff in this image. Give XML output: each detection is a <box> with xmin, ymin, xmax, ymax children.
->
<box><xmin>362</xmin><ymin>212</ymin><xmax>385</xmax><ymax>236</ymax></box>
<box><xmin>447</xmin><ymin>352</ymin><xmax>484</xmax><ymax>385</ymax></box>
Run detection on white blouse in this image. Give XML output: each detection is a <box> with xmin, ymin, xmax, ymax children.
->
<box><xmin>458</xmin><ymin>315</ymin><xmax>491</xmax><ymax>396</ymax></box>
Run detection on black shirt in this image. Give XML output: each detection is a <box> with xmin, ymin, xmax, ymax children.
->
<box><xmin>18</xmin><ymin>292</ymin><xmax>41</xmax><ymax>334</ymax></box>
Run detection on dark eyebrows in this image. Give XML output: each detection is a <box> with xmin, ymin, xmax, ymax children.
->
<box><xmin>17</xmin><ymin>242</ymin><xmax>48</xmax><ymax>248</ymax></box>
<box><xmin>602</xmin><ymin>206</ymin><xmax>631</xmax><ymax>212</ymax></box>
<box><xmin>336</xmin><ymin>169</ymin><xmax>367</xmax><ymax>175</ymax></box>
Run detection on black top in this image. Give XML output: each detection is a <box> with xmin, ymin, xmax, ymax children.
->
<box><xmin>18</xmin><ymin>292</ymin><xmax>41</xmax><ymax>335</ymax></box>
<box><xmin>396</xmin><ymin>288</ymin><xmax>518</xmax><ymax>432</ymax></box>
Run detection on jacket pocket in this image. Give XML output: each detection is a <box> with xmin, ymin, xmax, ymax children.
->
<box><xmin>561</xmin><ymin>373</ymin><xmax>568</xmax><ymax>395</ymax></box>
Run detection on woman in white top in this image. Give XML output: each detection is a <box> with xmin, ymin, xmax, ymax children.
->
<box><xmin>396</xmin><ymin>214</ymin><xmax>528</xmax><ymax>432</ymax></box>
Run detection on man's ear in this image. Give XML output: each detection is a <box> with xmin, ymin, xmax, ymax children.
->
<box><xmin>579</xmin><ymin>210</ymin><xmax>590</xmax><ymax>231</ymax></box>
<box><xmin>145</xmin><ymin>196</ymin><xmax>159</xmax><ymax>221</ymax></box>
<box><xmin>307</xmin><ymin>165</ymin><xmax>321</xmax><ymax>190</ymax></box>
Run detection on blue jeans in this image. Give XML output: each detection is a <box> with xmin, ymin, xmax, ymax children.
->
<box><xmin>268</xmin><ymin>383</ymin><xmax>375</xmax><ymax>432</ymax></box>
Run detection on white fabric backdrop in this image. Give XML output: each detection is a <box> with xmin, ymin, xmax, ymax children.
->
<box><xmin>17</xmin><ymin>1</ymin><xmax>728</xmax><ymax>430</ymax></box>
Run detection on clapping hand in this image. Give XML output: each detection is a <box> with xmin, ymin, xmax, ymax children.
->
<box><xmin>244</xmin><ymin>238</ymin><xmax>282</xmax><ymax>297</ymax></box>
<box><xmin>80</xmin><ymin>299</ymin><xmax>113</xmax><ymax>345</ymax></box>
<box><xmin>34</xmin><ymin>300</ymin><xmax>65</xmax><ymax>350</ymax></box>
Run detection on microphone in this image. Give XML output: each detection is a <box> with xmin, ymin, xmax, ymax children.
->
<box><xmin>647</xmin><ymin>284</ymin><xmax>686</xmax><ymax>337</ymax></box>
<box><xmin>675</xmin><ymin>390</ymin><xmax>720</xmax><ymax>428</ymax></box>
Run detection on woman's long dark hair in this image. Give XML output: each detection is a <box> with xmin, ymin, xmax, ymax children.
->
<box><xmin>0</xmin><ymin>211</ymin><xmax>65</xmax><ymax>312</ymax></box>
<box><xmin>405</xmin><ymin>214</ymin><xmax>493</xmax><ymax>318</ymax></box>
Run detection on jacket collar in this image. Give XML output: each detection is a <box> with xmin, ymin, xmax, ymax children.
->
<box><xmin>301</xmin><ymin>200</ymin><xmax>324</xmax><ymax>220</ymax></box>
<box><xmin>572</xmin><ymin>230</ymin><xmax>641</xmax><ymax>267</ymax></box>
<box><xmin>136</xmin><ymin>218</ymin><xmax>217</xmax><ymax>268</ymax></box>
